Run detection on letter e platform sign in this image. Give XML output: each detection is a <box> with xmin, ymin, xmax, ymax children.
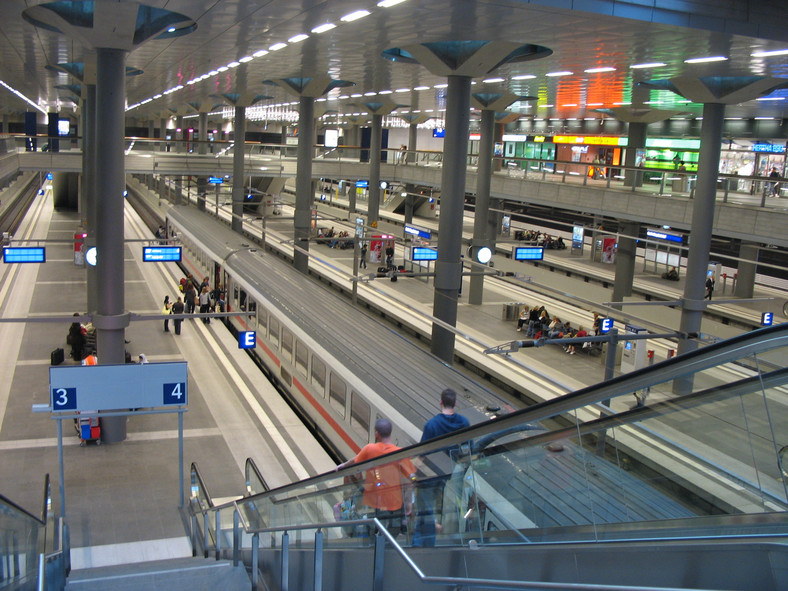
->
<box><xmin>50</xmin><ymin>362</ymin><xmax>188</xmax><ymax>411</ymax></box>
<box><xmin>239</xmin><ymin>331</ymin><xmax>256</xmax><ymax>349</ymax></box>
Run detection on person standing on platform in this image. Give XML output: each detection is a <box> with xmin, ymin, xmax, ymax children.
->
<box><xmin>82</xmin><ymin>351</ymin><xmax>97</xmax><ymax>366</ymax></box>
<box><xmin>704</xmin><ymin>275</ymin><xmax>715</xmax><ymax>300</ymax></box>
<box><xmin>210</xmin><ymin>283</ymin><xmax>226</xmax><ymax>313</ymax></box>
<box><xmin>162</xmin><ymin>295</ymin><xmax>172</xmax><ymax>332</ymax></box>
<box><xmin>198</xmin><ymin>286</ymin><xmax>212</xmax><ymax>324</ymax></box>
<box><xmin>172</xmin><ymin>297</ymin><xmax>185</xmax><ymax>335</ymax></box>
<box><xmin>335</xmin><ymin>418</ymin><xmax>416</xmax><ymax>537</ymax></box>
<box><xmin>183</xmin><ymin>281</ymin><xmax>197</xmax><ymax>314</ymax></box>
<box><xmin>137</xmin><ymin>354</ymin><xmax>148</xmax><ymax>364</ymax></box>
<box><xmin>414</xmin><ymin>388</ymin><xmax>471</xmax><ymax>546</ymax></box>
<box><xmin>67</xmin><ymin>313</ymin><xmax>86</xmax><ymax>361</ymax></box>
<box><xmin>360</xmin><ymin>242</ymin><xmax>368</xmax><ymax>269</ymax></box>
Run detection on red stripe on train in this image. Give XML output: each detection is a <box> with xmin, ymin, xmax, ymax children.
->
<box><xmin>293</xmin><ymin>377</ymin><xmax>361</xmax><ymax>454</ymax></box>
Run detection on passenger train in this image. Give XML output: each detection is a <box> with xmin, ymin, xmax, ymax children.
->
<box><xmin>166</xmin><ymin>205</ymin><xmax>515</xmax><ymax>460</ymax></box>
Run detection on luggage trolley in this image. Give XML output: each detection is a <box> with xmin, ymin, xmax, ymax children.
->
<box><xmin>75</xmin><ymin>411</ymin><xmax>101</xmax><ymax>446</ymax></box>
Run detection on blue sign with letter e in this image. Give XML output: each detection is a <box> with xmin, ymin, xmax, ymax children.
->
<box><xmin>163</xmin><ymin>382</ymin><xmax>187</xmax><ymax>405</ymax></box>
<box><xmin>239</xmin><ymin>331</ymin><xmax>256</xmax><ymax>349</ymax></box>
<box><xmin>761</xmin><ymin>312</ymin><xmax>773</xmax><ymax>326</ymax></box>
<box><xmin>600</xmin><ymin>318</ymin><xmax>614</xmax><ymax>334</ymax></box>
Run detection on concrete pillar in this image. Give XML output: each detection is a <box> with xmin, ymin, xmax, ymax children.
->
<box><xmin>231</xmin><ymin>106</ymin><xmax>246</xmax><ymax>233</ymax></box>
<box><xmin>94</xmin><ymin>47</ymin><xmax>128</xmax><ymax>443</ymax></box>
<box><xmin>368</xmin><ymin>114</ymin><xmax>383</xmax><ymax>226</ymax></box>
<box><xmin>196</xmin><ymin>176</ymin><xmax>207</xmax><ymax>211</ymax></box>
<box><xmin>468</xmin><ymin>108</ymin><xmax>495</xmax><ymax>305</ymax></box>
<box><xmin>294</xmin><ymin>96</ymin><xmax>315</xmax><ymax>273</ymax></box>
<box><xmin>678</xmin><ymin>102</ymin><xmax>725</xmax><ymax>357</ymax></box>
<box><xmin>407</xmin><ymin>123</ymin><xmax>418</xmax><ymax>164</ymax></box>
<box><xmin>734</xmin><ymin>242</ymin><xmax>759</xmax><ymax>298</ymax></box>
<box><xmin>84</xmin><ymin>84</ymin><xmax>98</xmax><ymax>315</ymax></box>
<box><xmin>431</xmin><ymin>75</ymin><xmax>471</xmax><ymax>363</ymax></box>
<box><xmin>175</xmin><ymin>115</ymin><xmax>184</xmax><ymax>152</ymax></box>
<box><xmin>159</xmin><ymin>117</ymin><xmax>167</xmax><ymax>151</ymax></box>
<box><xmin>198</xmin><ymin>112</ymin><xmax>208</xmax><ymax>155</ymax></box>
<box><xmin>611</xmin><ymin>221</ymin><xmax>640</xmax><ymax>306</ymax></box>
<box><xmin>624</xmin><ymin>122</ymin><xmax>647</xmax><ymax>187</ymax></box>
<box><xmin>2</xmin><ymin>114</ymin><xmax>8</xmax><ymax>134</ymax></box>
<box><xmin>147</xmin><ymin>119</ymin><xmax>154</xmax><ymax>140</ymax></box>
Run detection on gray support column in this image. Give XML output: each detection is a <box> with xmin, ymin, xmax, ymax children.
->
<box><xmin>294</xmin><ymin>96</ymin><xmax>315</xmax><ymax>273</ymax></box>
<box><xmin>367</xmin><ymin>114</ymin><xmax>383</xmax><ymax>227</ymax></box>
<box><xmin>175</xmin><ymin>115</ymin><xmax>184</xmax><ymax>153</ymax></box>
<box><xmin>84</xmin><ymin>84</ymin><xmax>98</xmax><ymax>315</ymax></box>
<box><xmin>431</xmin><ymin>75</ymin><xmax>471</xmax><ymax>363</ymax></box>
<box><xmin>678</xmin><ymin>102</ymin><xmax>725</xmax><ymax>357</ymax></box>
<box><xmin>407</xmin><ymin>123</ymin><xmax>418</xmax><ymax>164</ymax></box>
<box><xmin>404</xmin><ymin>191</ymin><xmax>414</xmax><ymax>226</ymax></box>
<box><xmin>196</xmin><ymin>176</ymin><xmax>207</xmax><ymax>211</ymax></box>
<box><xmin>231</xmin><ymin>106</ymin><xmax>246</xmax><ymax>233</ymax></box>
<box><xmin>624</xmin><ymin>122</ymin><xmax>647</xmax><ymax>187</ymax></box>
<box><xmin>2</xmin><ymin>114</ymin><xmax>8</xmax><ymax>134</ymax></box>
<box><xmin>734</xmin><ymin>242</ymin><xmax>759</xmax><ymax>298</ymax></box>
<box><xmin>198</xmin><ymin>112</ymin><xmax>208</xmax><ymax>155</ymax></box>
<box><xmin>487</xmin><ymin>198</ymin><xmax>501</xmax><ymax>247</ymax></box>
<box><xmin>611</xmin><ymin>221</ymin><xmax>640</xmax><ymax>307</ymax></box>
<box><xmin>468</xmin><ymin>108</ymin><xmax>495</xmax><ymax>305</ymax></box>
<box><xmin>147</xmin><ymin>120</ymin><xmax>154</xmax><ymax>141</ymax></box>
<box><xmin>159</xmin><ymin>117</ymin><xmax>167</xmax><ymax>151</ymax></box>
<box><xmin>94</xmin><ymin>47</ymin><xmax>128</xmax><ymax>443</ymax></box>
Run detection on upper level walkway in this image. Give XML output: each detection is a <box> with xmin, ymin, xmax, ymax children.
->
<box><xmin>3</xmin><ymin>136</ymin><xmax>788</xmax><ymax>248</ymax></box>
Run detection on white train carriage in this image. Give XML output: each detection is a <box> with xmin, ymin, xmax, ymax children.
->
<box><xmin>167</xmin><ymin>205</ymin><xmax>513</xmax><ymax>459</ymax></box>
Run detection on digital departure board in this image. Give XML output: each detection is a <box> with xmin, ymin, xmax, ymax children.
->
<box><xmin>513</xmin><ymin>247</ymin><xmax>544</xmax><ymax>261</ymax></box>
<box><xmin>411</xmin><ymin>247</ymin><xmax>438</xmax><ymax>261</ymax></box>
<box><xmin>3</xmin><ymin>247</ymin><xmax>46</xmax><ymax>263</ymax></box>
<box><xmin>142</xmin><ymin>246</ymin><xmax>182</xmax><ymax>262</ymax></box>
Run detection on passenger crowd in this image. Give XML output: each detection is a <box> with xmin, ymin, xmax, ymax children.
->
<box><xmin>516</xmin><ymin>305</ymin><xmax>601</xmax><ymax>354</ymax></box>
<box><xmin>513</xmin><ymin>230</ymin><xmax>566</xmax><ymax>250</ymax></box>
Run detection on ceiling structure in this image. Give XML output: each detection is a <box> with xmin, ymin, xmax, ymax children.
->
<box><xmin>1</xmin><ymin>0</ymin><xmax>787</xmax><ymax>131</ymax></box>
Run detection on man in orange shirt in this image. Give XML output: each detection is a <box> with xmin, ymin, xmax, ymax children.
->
<box><xmin>336</xmin><ymin>418</ymin><xmax>416</xmax><ymax>535</ymax></box>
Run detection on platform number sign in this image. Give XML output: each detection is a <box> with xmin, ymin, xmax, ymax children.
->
<box><xmin>600</xmin><ymin>318</ymin><xmax>614</xmax><ymax>334</ymax></box>
<box><xmin>163</xmin><ymin>382</ymin><xmax>187</xmax><ymax>405</ymax></box>
<box><xmin>761</xmin><ymin>312</ymin><xmax>773</xmax><ymax>327</ymax></box>
<box><xmin>239</xmin><ymin>331</ymin><xmax>256</xmax><ymax>349</ymax></box>
<box><xmin>52</xmin><ymin>387</ymin><xmax>77</xmax><ymax>411</ymax></box>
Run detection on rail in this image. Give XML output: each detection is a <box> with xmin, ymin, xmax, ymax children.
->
<box><xmin>187</xmin><ymin>324</ymin><xmax>788</xmax><ymax>588</ymax></box>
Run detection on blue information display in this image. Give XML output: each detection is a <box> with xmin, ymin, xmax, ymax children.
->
<box><xmin>761</xmin><ymin>312</ymin><xmax>774</xmax><ymax>326</ymax></box>
<box><xmin>208</xmin><ymin>176</ymin><xmax>224</xmax><ymax>184</ymax></box>
<box><xmin>49</xmin><ymin>362</ymin><xmax>188</xmax><ymax>412</ymax></box>
<box><xmin>752</xmin><ymin>144</ymin><xmax>785</xmax><ymax>154</ymax></box>
<box><xmin>412</xmin><ymin>247</ymin><xmax>438</xmax><ymax>261</ymax></box>
<box><xmin>239</xmin><ymin>331</ymin><xmax>256</xmax><ymax>349</ymax></box>
<box><xmin>3</xmin><ymin>247</ymin><xmax>46</xmax><ymax>263</ymax></box>
<box><xmin>142</xmin><ymin>246</ymin><xmax>182</xmax><ymax>262</ymax></box>
<box><xmin>646</xmin><ymin>228</ymin><xmax>683</xmax><ymax>243</ymax></box>
<box><xmin>355</xmin><ymin>180</ymin><xmax>369</xmax><ymax>188</ymax></box>
<box><xmin>514</xmin><ymin>246</ymin><xmax>544</xmax><ymax>261</ymax></box>
<box><xmin>600</xmin><ymin>318</ymin><xmax>614</xmax><ymax>334</ymax></box>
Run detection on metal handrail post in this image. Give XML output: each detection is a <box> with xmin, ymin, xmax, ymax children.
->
<box><xmin>251</xmin><ymin>533</ymin><xmax>259</xmax><ymax>591</ymax></box>
<box><xmin>215</xmin><ymin>510</ymin><xmax>221</xmax><ymax>560</ymax></box>
<box><xmin>313</xmin><ymin>529</ymin><xmax>323</xmax><ymax>591</ymax></box>
<box><xmin>203</xmin><ymin>513</ymin><xmax>210</xmax><ymax>558</ymax></box>
<box><xmin>280</xmin><ymin>531</ymin><xmax>289</xmax><ymax>591</ymax></box>
<box><xmin>372</xmin><ymin>532</ymin><xmax>386</xmax><ymax>591</ymax></box>
<box><xmin>190</xmin><ymin>514</ymin><xmax>197</xmax><ymax>557</ymax></box>
<box><xmin>233</xmin><ymin>509</ymin><xmax>240</xmax><ymax>566</ymax></box>
<box><xmin>658</xmin><ymin>173</ymin><xmax>666</xmax><ymax>195</ymax></box>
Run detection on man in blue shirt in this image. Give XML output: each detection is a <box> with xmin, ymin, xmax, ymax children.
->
<box><xmin>414</xmin><ymin>389</ymin><xmax>470</xmax><ymax>546</ymax></box>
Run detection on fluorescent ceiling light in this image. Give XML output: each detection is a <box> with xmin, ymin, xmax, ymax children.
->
<box><xmin>613</xmin><ymin>102</ymin><xmax>631</xmax><ymax>105</ymax></box>
<box><xmin>239</xmin><ymin>56</ymin><xmax>253</xmax><ymax>63</ymax></box>
<box><xmin>153</xmin><ymin>94</ymin><xmax>162</xmax><ymax>99</ymax></box>
<box><xmin>587</xmin><ymin>102</ymin><xmax>603</xmax><ymax>106</ymax></box>
<box><xmin>311</xmin><ymin>23</ymin><xmax>336</xmax><ymax>34</ymax></box>
<box><xmin>546</xmin><ymin>71</ymin><xmax>572</xmax><ymax>77</ymax></box>
<box><xmin>413</xmin><ymin>86</ymin><xmax>429</xmax><ymax>90</ymax></box>
<box><xmin>630</xmin><ymin>62</ymin><xmax>666</xmax><ymax>69</ymax></box>
<box><xmin>227</xmin><ymin>61</ymin><xmax>240</xmax><ymax>68</ymax></box>
<box><xmin>754</xmin><ymin>117</ymin><xmax>774</xmax><ymax>120</ymax></box>
<box><xmin>395</xmin><ymin>88</ymin><xmax>410</xmax><ymax>92</ymax></box>
<box><xmin>253</xmin><ymin>49</ymin><xmax>269</xmax><ymax>58</ymax></box>
<box><xmin>584</xmin><ymin>67</ymin><xmax>615</xmax><ymax>73</ymax></box>
<box><xmin>757</xmin><ymin>96</ymin><xmax>785</xmax><ymax>101</ymax></box>
<box><xmin>378</xmin><ymin>0</ymin><xmax>408</xmax><ymax>7</ymax></box>
<box><xmin>269</xmin><ymin>43</ymin><xmax>287</xmax><ymax>51</ymax></box>
<box><xmin>341</xmin><ymin>10</ymin><xmax>370</xmax><ymax>22</ymax></box>
<box><xmin>378</xmin><ymin>90</ymin><xmax>392</xmax><ymax>94</ymax></box>
<box><xmin>364</xmin><ymin>91</ymin><xmax>377</xmax><ymax>96</ymax></box>
<box><xmin>483</xmin><ymin>77</ymin><xmax>505</xmax><ymax>83</ymax></box>
<box><xmin>433</xmin><ymin>83</ymin><xmax>448</xmax><ymax>88</ymax></box>
<box><xmin>208</xmin><ymin>70</ymin><xmax>218</xmax><ymax>76</ymax></box>
<box><xmin>186</xmin><ymin>80</ymin><xmax>196</xmax><ymax>85</ymax></box>
<box><xmin>217</xmin><ymin>66</ymin><xmax>229</xmax><ymax>72</ymax></box>
<box><xmin>684</xmin><ymin>56</ymin><xmax>727</xmax><ymax>63</ymax></box>
<box><xmin>350</xmin><ymin>93</ymin><xmax>362</xmax><ymax>97</ymax></box>
<box><xmin>338</xmin><ymin>95</ymin><xmax>349</xmax><ymax>99</ymax></box>
<box><xmin>562</xmin><ymin>103</ymin><xmax>577</xmax><ymax>107</ymax></box>
<box><xmin>512</xmin><ymin>74</ymin><xmax>536</xmax><ymax>80</ymax></box>
<box><xmin>751</xmin><ymin>48</ymin><xmax>788</xmax><ymax>57</ymax></box>
<box><xmin>167</xmin><ymin>27</ymin><xmax>176</xmax><ymax>33</ymax></box>
<box><xmin>288</xmin><ymin>34</ymin><xmax>308</xmax><ymax>43</ymax></box>
<box><xmin>537</xmin><ymin>104</ymin><xmax>553</xmax><ymax>108</ymax></box>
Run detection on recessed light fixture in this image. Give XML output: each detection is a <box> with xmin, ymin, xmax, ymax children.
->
<box><xmin>167</xmin><ymin>27</ymin><xmax>176</xmax><ymax>33</ymax></box>
<box><xmin>395</xmin><ymin>88</ymin><xmax>410</xmax><ymax>93</ymax></box>
<box><xmin>757</xmin><ymin>96</ymin><xmax>785</xmax><ymax>101</ymax></box>
<box><xmin>512</xmin><ymin>74</ymin><xmax>536</xmax><ymax>80</ymax></box>
<box><xmin>217</xmin><ymin>66</ymin><xmax>229</xmax><ymax>72</ymax></box>
<box><xmin>269</xmin><ymin>43</ymin><xmax>287</xmax><ymax>51</ymax></box>
<box><xmin>378</xmin><ymin>90</ymin><xmax>392</xmax><ymax>94</ymax></box>
<box><xmin>227</xmin><ymin>61</ymin><xmax>240</xmax><ymax>68</ymax></box>
<box><xmin>754</xmin><ymin>117</ymin><xmax>774</xmax><ymax>120</ymax></box>
<box><xmin>561</xmin><ymin>103</ymin><xmax>577</xmax><ymax>107</ymax></box>
<box><xmin>546</xmin><ymin>71</ymin><xmax>573</xmax><ymax>77</ymax></box>
<box><xmin>413</xmin><ymin>86</ymin><xmax>429</xmax><ymax>90</ymax></box>
<box><xmin>252</xmin><ymin>49</ymin><xmax>269</xmax><ymax>58</ymax></box>
<box><xmin>587</xmin><ymin>102</ymin><xmax>604</xmax><ymax>106</ymax></box>
<box><xmin>311</xmin><ymin>23</ymin><xmax>336</xmax><ymax>34</ymax></box>
<box><xmin>751</xmin><ymin>48</ymin><xmax>788</xmax><ymax>57</ymax></box>
<box><xmin>483</xmin><ymin>77</ymin><xmax>505</xmax><ymax>83</ymax></box>
<box><xmin>153</xmin><ymin>94</ymin><xmax>162</xmax><ymax>99</ymax></box>
<box><xmin>537</xmin><ymin>104</ymin><xmax>554</xmax><ymax>108</ymax></box>
<box><xmin>433</xmin><ymin>83</ymin><xmax>448</xmax><ymax>88</ymax></box>
<box><xmin>364</xmin><ymin>91</ymin><xmax>377</xmax><ymax>96</ymax></box>
<box><xmin>350</xmin><ymin>93</ymin><xmax>362</xmax><ymax>97</ymax></box>
<box><xmin>377</xmin><ymin>0</ymin><xmax>408</xmax><ymax>7</ymax></box>
<box><xmin>208</xmin><ymin>70</ymin><xmax>218</xmax><ymax>76</ymax></box>
<box><xmin>630</xmin><ymin>62</ymin><xmax>667</xmax><ymax>69</ymax></box>
<box><xmin>613</xmin><ymin>102</ymin><xmax>632</xmax><ymax>105</ymax></box>
<box><xmin>239</xmin><ymin>56</ymin><xmax>253</xmax><ymax>63</ymax></box>
<box><xmin>341</xmin><ymin>9</ymin><xmax>371</xmax><ymax>22</ymax></box>
<box><xmin>584</xmin><ymin>67</ymin><xmax>616</xmax><ymax>73</ymax></box>
<box><xmin>684</xmin><ymin>56</ymin><xmax>728</xmax><ymax>63</ymax></box>
<box><xmin>288</xmin><ymin>34</ymin><xmax>308</xmax><ymax>43</ymax></box>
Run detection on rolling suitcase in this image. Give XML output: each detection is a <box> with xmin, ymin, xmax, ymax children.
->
<box><xmin>51</xmin><ymin>347</ymin><xmax>65</xmax><ymax>366</ymax></box>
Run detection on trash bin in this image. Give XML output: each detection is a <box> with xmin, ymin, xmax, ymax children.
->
<box><xmin>502</xmin><ymin>303</ymin><xmax>519</xmax><ymax>321</ymax></box>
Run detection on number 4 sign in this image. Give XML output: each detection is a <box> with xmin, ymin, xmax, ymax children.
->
<box><xmin>163</xmin><ymin>382</ymin><xmax>187</xmax><ymax>405</ymax></box>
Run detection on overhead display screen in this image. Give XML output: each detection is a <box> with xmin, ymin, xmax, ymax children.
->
<box><xmin>142</xmin><ymin>246</ymin><xmax>182</xmax><ymax>262</ymax></box>
<box><xmin>411</xmin><ymin>247</ymin><xmax>438</xmax><ymax>261</ymax></box>
<box><xmin>3</xmin><ymin>247</ymin><xmax>46</xmax><ymax>263</ymax></box>
<box><xmin>513</xmin><ymin>246</ymin><xmax>544</xmax><ymax>261</ymax></box>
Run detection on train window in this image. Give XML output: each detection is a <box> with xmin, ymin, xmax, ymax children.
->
<box><xmin>281</xmin><ymin>327</ymin><xmax>293</xmax><ymax>362</ymax></box>
<box><xmin>268</xmin><ymin>316</ymin><xmax>280</xmax><ymax>348</ymax></box>
<box><xmin>295</xmin><ymin>341</ymin><xmax>308</xmax><ymax>376</ymax></box>
<box><xmin>258</xmin><ymin>306</ymin><xmax>267</xmax><ymax>331</ymax></box>
<box><xmin>233</xmin><ymin>285</ymin><xmax>239</xmax><ymax>309</ymax></box>
<box><xmin>329</xmin><ymin>373</ymin><xmax>346</xmax><ymax>416</ymax></box>
<box><xmin>311</xmin><ymin>356</ymin><xmax>326</xmax><ymax>394</ymax></box>
<box><xmin>247</xmin><ymin>298</ymin><xmax>257</xmax><ymax>328</ymax></box>
<box><xmin>280</xmin><ymin>366</ymin><xmax>292</xmax><ymax>387</ymax></box>
<box><xmin>350</xmin><ymin>392</ymin><xmax>370</xmax><ymax>439</ymax></box>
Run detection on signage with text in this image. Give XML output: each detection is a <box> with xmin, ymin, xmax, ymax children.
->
<box><xmin>513</xmin><ymin>246</ymin><xmax>544</xmax><ymax>261</ymax></box>
<box><xmin>142</xmin><ymin>246</ymin><xmax>182</xmax><ymax>262</ymax></box>
<box><xmin>411</xmin><ymin>247</ymin><xmax>438</xmax><ymax>261</ymax></box>
<box><xmin>3</xmin><ymin>247</ymin><xmax>46</xmax><ymax>263</ymax></box>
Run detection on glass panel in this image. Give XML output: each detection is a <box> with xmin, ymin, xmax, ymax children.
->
<box><xmin>295</xmin><ymin>340</ymin><xmax>308</xmax><ymax>376</ymax></box>
<box><xmin>329</xmin><ymin>373</ymin><xmax>346</xmax><ymax>416</ymax></box>
<box><xmin>350</xmin><ymin>392</ymin><xmax>370</xmax><ymax>439</ymax></box>
<box><xmin>281</xmin><ymin>327</ymin><xmax>293</xmax><ymax>363</ymax></box>
<box><xmin>268</xmin><ymin>316</ymin><xmax>279</xmax><ymax>348</ymax></box>
<box><xmin>258</xmin><ymin>305</ymin><xmax>267</xmax><ymax>332</ymax></box>
<box><xmin>311</xmin><ymin>356</ymin><xmax>326</xmax><ymax>393</ymax></box>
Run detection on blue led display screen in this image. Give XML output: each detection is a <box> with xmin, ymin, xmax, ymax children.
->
<box><xmin>142</xmin><ymin>246</ymin><xmax>182</xmax><ymax>262</ymax></box>
<box><xmin>646</xmin><ymin>229</ymin><xmax>683</xmax><ymax>243</ymax></box>
<box><xmin>404</xmin><ymin>224</ymin><xmax>431</xmax><ymax>240</ymax></box>
<box><xmin>208</xmin><ymin>176</ymin><xmax>223</xmax><ymax>184</ymax></box>
<box><xmin>3</xmin><ymin>247</ymin><xmax>46</xmax><ymax>263</ymax></box>
<box><xmin>514</xmin><ymin>247</ymin><xmax>544</xmax><ymax>261</ymax></box>
<box><xmin>412</xmin><ymin>247</ymin><xmax>438</xmax><ymax>261</ymax></box>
